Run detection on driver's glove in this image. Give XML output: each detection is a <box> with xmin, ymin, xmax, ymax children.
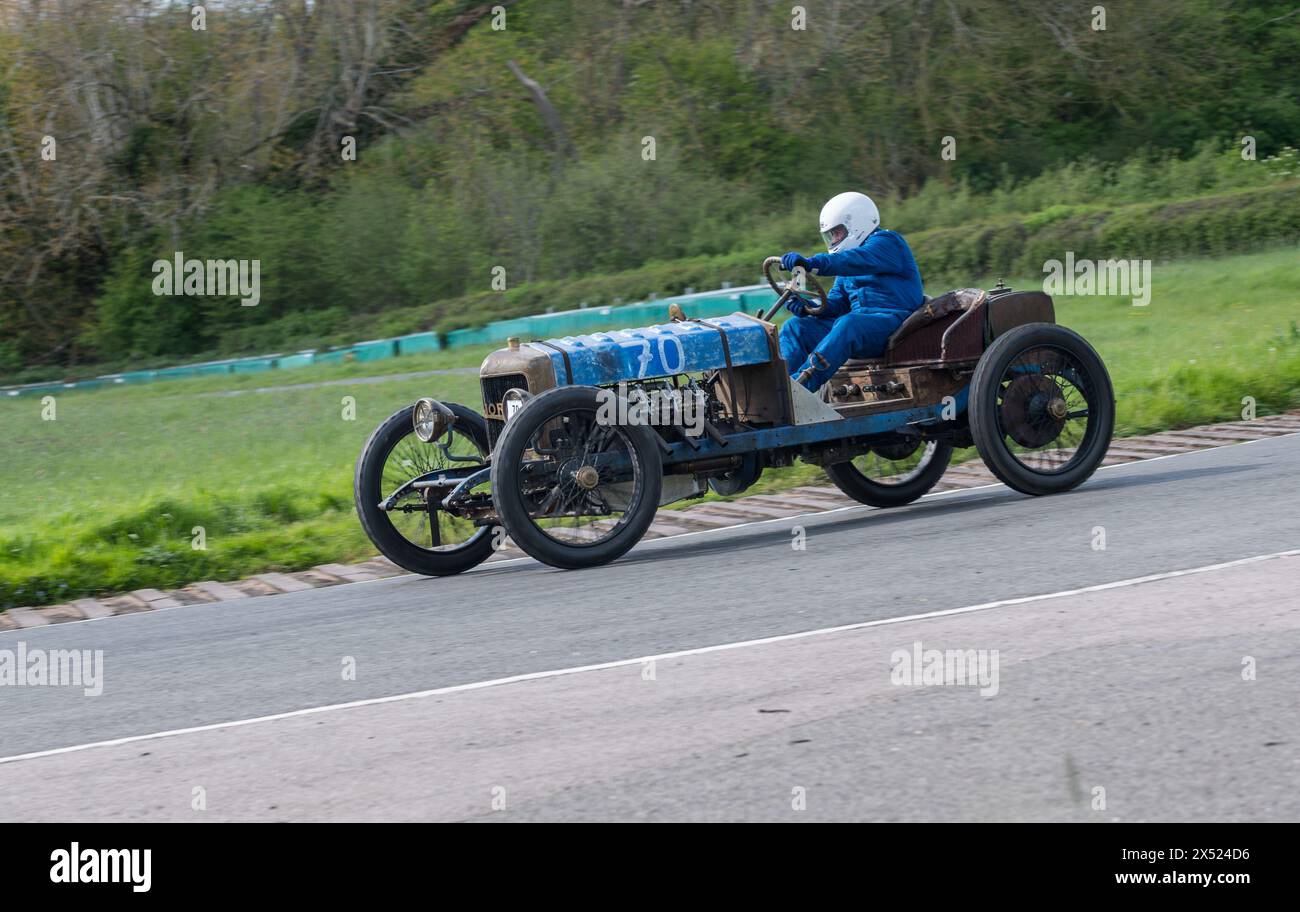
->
<box><xmin>784</xmin><ymin>296</ymin><xmax>808</xmax><ymax>317</ymax></box>
<box><xmin>780</xmin><ymin>252</ymin><xmax>811</xmax><ymax>273</ymax></box>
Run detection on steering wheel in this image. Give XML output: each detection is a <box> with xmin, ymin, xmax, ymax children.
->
<box><xmin>760</xmin><ymin>256</ymin><xmax>828</xmax><ymax>319</ymax></box>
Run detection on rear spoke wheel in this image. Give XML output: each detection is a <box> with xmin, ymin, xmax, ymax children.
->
<box><xmin>994</xmin><ymin>350</ymin><xmax>1096</xmax><ymax>475</ymax></box>
<box><xmin>969</xmin><ymin>323</ymin><xmax>1115</xmax><ymax>496</ymax></box>
<box><xmin>853</xmin><ymin>439</ymin><xmax>940</xmax><ymax>485</ymax></box>
<box><xmin>824</xmin><ymin>437</ymin><xmax>952</xmax><ymax>507</ymax></box>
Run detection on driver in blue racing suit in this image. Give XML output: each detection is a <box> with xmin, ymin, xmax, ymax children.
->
<box><xmin>778</xmin><ymin>191</ymin><xmax>925</xmax><ymax>391</ymax></box>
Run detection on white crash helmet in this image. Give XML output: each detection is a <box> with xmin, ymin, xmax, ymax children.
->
<box><xmin>819</xmin><ymin>191</ymin><xmax>880</xmax><ymax>253</ymax></box>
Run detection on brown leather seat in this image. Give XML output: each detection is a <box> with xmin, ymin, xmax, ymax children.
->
<box><xmin>887</xmin><ymin>288</ymin><xmax>984</xmax><ymax>349</ymax></box>
<box><xmin>841</xmin><ymin>288</ymin><xmax>987</xmax><ymax>369</ymax></box>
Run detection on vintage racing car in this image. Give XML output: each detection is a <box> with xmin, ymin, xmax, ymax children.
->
<box><xmin>355</xmin><ymin>259</ymin><xmax>1115</xmax><ymax>573</ymax></box>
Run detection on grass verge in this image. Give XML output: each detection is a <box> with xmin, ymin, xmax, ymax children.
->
<box><xmin>2</xmin><ymin>246</ymin><xmax>1297</xmax><ymax>608</ymax></box>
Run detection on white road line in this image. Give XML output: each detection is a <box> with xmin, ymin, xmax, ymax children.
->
<box><xmin>2</xmin><ymin>547</ymin><xmax>1296</xmax><ymax>767</ymax></box>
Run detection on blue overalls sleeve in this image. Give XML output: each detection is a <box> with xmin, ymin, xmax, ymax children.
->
<box><xmin>819</xmin><ymin>278</ymin><xmax>851</xmax><ymax>317</ymax></box>
<box><xmin>807</xmin><ymin>231</ymin><xmax>908</xmax><ymax>278</ymax></box>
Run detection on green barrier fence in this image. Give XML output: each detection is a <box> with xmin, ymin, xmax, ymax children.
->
<box><xmin>396</xmin><ymin>332</ymin><xmax>440</xmax><ymax>354</ymax></box>
<box><xmin>2</xmin><ymin>284</ymin><xmax>777</xmax><ymax>397</ymax></box>
<box><xmin>311</xmin><ymin>348</ymin><xmax>355</xmax><ymax>365</ymax></box>
<box><xmin>274</xmin><ymin>351</ymin><xmax>317</xmax><ymax>369</ymax></box>
<box><xmin>351</xmin><ymin>340</ymin><xmax>397</xmax><ymax>362</ymax></box>
<box><xmin>231</xmin><ymin>357</ymin><xmax>279</xmax><ymax>374</ymax></box>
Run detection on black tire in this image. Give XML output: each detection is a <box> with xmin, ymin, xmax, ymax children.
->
<box><xmin>968</xmin><ymin>323</ymin><xmax>1115</xmax><ymax>496</ymax></box>
<box><xmin>824</xmin><ymin>438</ymin><xmax>953</xmax><ymax>507</ymax></box>
<box><xmin>354</xmin><ymin>402</ymin><xmax>498</xmax><ymax>576</ymax></box>
<box><xmin>491</xmin><ymin>385</ymin><xmax>662</xmax><ymax>570</ymax></box>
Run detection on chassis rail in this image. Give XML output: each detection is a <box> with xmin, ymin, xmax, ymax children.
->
<box><xmin>380</xmin><ymin>389</ymin><xmax>968</xmax><ymax>518</ymax></box>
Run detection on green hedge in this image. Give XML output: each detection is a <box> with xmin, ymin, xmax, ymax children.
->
<box><xmin>430</xmin><ymin>181</ymin><xmax>1300</xmax><ymax>334</ymax></box>
<box><xmin>197</xmin><ymin>181</ymin><xmax>1300</xmax><ymax>357</ymax></box>
<box><xmin>911</xmin><ymin>182</ymin><xmax>1300</xmax><ymax>287</ymax></box>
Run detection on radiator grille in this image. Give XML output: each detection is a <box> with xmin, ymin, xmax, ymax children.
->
<box><xmin>481</xmin><ymin>373</ymin><xmax>528</xmax><ymax>449</ymax></box>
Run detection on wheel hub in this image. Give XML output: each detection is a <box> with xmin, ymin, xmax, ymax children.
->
<box><xmin>573</xmin><ymin>464</ymin><xmax>601</xmax><ymax>490</ymax></box>
<box><xmin>1000</xmin><ymin>374</ymin><xmax>1067</xmax><ymax>448</ymax></box>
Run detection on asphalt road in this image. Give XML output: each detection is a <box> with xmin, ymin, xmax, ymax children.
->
<box><xmin>1</xmin><ymin>433</ymin><xmax>1297</xmax><ymax>820</ymax></box>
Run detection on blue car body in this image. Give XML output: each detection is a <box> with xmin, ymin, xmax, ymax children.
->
<box><xmin>515</xmin><ymin>311</ymin><xmax>969</xmax><ymax>464</ymax></box>
<box><xmin>531</xmin><ymin>315</ymin><xmax>773</xmax><ymax>386</ymax></box>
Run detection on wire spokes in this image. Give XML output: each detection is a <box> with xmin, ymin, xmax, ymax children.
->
<box><xmin>995</xmin><ymin>346</ymin><xmax>1098</xmax><ymax>475</ymax></box>
<box><xmin>849</xmin><ymin>439</ymin><xmax>938</xmax><ymax>486</ymax></box>
<box><xmin>521</xmin><ymin>410</ymin><xmax>646</xmax><ymax>547</ymax></box>
<box><xmin>381</xmin><ymin>424</ymin><xmax>487</xmax><ymax>551</ymax></box>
